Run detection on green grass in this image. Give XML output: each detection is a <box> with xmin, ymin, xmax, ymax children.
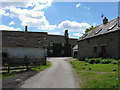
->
<box><xmin>32</xmin><ymin>61</ymin><xmax>51</xmax><ymax>71</ymax></box>
<box><xmin>1</xmin><ymin>61</ymin><xmax>51</xmax><ymax>79</ymax></box>
<box><xmin>69</xmin><ymin>60</ymin><xmax>119</xmax><ymax>88</ymax></box>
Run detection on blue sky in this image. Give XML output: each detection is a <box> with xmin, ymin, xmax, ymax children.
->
<box><xmin>0</xmin><ymin>1</ymin><xmax>118</xmax><ymax>39</ymax></box>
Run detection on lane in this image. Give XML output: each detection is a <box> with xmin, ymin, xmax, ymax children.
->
<box><xmin>21</xmin><ymin>57</ymin><xmax>79</xmax><ymax>88</ymax></box>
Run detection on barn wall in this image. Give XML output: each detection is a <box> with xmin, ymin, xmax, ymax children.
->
<box><xmin>78</xmin><ymin>31</ymin><xmax>119</xmax><ymax>60</ymax></box>
<box><xmin>2</xmin><ymin>47</ymin><xmax>46</xmax><ymax>58</ymax></box>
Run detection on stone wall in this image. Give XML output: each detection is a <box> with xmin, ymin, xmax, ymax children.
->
<box><xmin>78</xmin><ymin>30</ymin><xmax>119</xmax><ymax>60</ymax></box>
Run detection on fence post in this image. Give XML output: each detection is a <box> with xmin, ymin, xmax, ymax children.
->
<box><xmin>7</xmin><ymin>58</ymin><xmax>11</xmax><ymax>73</ymax></box>
<box><xmin>24</xmin><ymin>56</ymin><xmax>29</xmax><ymax>71</ymax></box>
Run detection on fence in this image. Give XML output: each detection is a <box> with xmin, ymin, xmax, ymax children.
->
<box><xmin>1</xmin><ymin>57</ymin><xmax>46</xmax><ymax>73</ymax></box>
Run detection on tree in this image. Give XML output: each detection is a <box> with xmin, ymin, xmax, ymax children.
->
<box><xmin>85</xmin><ymin>26</ymin><xmax>96</xmax><ymax>34</ymax></box>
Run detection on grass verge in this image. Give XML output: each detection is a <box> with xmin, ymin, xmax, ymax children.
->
<box><xmin>1</xmin><ymin>61</ymin><xmax>51</xmax><ymax>79</ymax></box>
<box><xmin>69</xmin><ymin>60</ymin><xmax>119</xmax><ymax>88</ymax></box>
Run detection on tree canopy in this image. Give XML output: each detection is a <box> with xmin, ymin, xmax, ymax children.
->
<box><xmin>85</xmin><ymin>26</ymin><xmax>96</xmax><ymax>34</ymax></box>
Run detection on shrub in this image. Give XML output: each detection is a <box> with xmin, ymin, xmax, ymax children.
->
<box><xmin>100</xmin><ymin>59</ymin><xmax>111</xmax><ymax>64</ymax></box>
<box><xmin>85</xmin><ymin>58</ymin><xmax>89</xmax><ymax>62</ymax></box>
<box><xmin>118</xmin><ymin>60</ymin><xmax>120</xmax><ymax>64</ymax></box>
<box><xmin>111</xmin><ymin>60</ymin><xmax>118</xmax><ymax>64</ymax></box>
<box><xmin>94</xmin><ymin>58</ymin><xmax>101</xmax><ymax>64</ymax></box>
<box><xmin>88</xmin><ymin>58</ymin><xmax>95</xmax><ymax>64</ymax></box>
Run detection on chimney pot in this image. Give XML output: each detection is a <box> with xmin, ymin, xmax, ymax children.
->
<box><xmin>25</xmin><ymin>26</ymin><xmax>28</xmax><ymax>31</ymax></box>
<box><xmin>103</xmin><ymin>17</ymin><xmax>108</xmax><ymax>24</ymax></box>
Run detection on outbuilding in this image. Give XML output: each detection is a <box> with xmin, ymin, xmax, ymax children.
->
<box><xmin>2</xmin><ymin>30</ymin><xmax>48</xmax><ymax>65</ymax></box>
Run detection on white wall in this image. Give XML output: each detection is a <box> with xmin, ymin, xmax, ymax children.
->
<box><xmin>2</xmin><ymin>47</ymin><xmax>46</xmax><ymax>58</ymax></box>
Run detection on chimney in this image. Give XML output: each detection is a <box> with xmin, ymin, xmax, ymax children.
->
<box><xmin>64</xmin><ymin>30</ymin><xmax>69</xmax><ymax>44</ymax></box>
<box><xmin>25</xmin><ymin>26</ymin><xmax>28</xmax><ymax>31</ymax></box>
<box><xmin>103</xmin><ymin>17</ymin><xmax>108</xmax><ymax>24</ymax></box>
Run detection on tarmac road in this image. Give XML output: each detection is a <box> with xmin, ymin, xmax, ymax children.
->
<box><xmin>21</xmin><ymin>57</ymin><xmax>79</xmax><ymax>88</ymax></box>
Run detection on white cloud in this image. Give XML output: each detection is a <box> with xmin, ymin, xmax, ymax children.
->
<box><xmin>73</xmin><ymin>33</ymin><xmax>83</xmax><ymax>37</ymax></box>
<box><xmin>1</xmin><ymin>0</ymin><xmax>55</xmax><ymax>31</ymax></box>
<box><xmin>9</xmin><ymin>21</ymin><xmax>15</xmax><ymax>25</ymax></box>
<box><xmin>76</xmin><ymin>3</ymin><xmax>81</xmax><ymax>8</ymax></box>
<box><xmin>48</xmin><ymin>32</ymin><xmax>60</xmax><ymax>35</ymax></box>
<box><xmin>88</xmin><ymin>7</ymin><xmax>90</xmax><ymax>10</ymax></box>
<box><xmin>58</xmin><ymin>20</ymin><xmax>91</xmax><ymax>33</ymax></box>
<box><xmin>93</xmin><ymin>22</ymin><xmax>96</xmax><ymax>26</ymax></box>
<box><xmin>84</xmin><ymin>6</ymin><xmax>90</xmax><ymax>10</ymax></box>
<box><xmin>0</xmin><ymin>25</ymin><xmax>21</xmax><ymax>31</ymax></box>
<box><xmin>9</xmin><ymin>8</ymin><xmax>56</xmax><ymax>30</ymax></box>
<box><xmin>1</xmin><ymin>0</ymin><xmax>52</xmax><ymax>9</ymax></box>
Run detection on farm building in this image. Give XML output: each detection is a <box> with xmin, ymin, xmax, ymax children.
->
<box><xmin>2</xmin><ymin>30</ymin><xmax>48</xmax><ymax>65</ymax></box>
<box><xmin>72</xmin><ymin>44</ymin><xmax>78</xmax><ymax>58</ymax></box>
<box><xmin>77</xmin><ymin>17</ymin><xmax>120</xmax><ymax>60</ymax></box>
<box><xmin>47</xmin><ymin>30</ymin><xmax>77</xmax><ymax>57</ymax></box>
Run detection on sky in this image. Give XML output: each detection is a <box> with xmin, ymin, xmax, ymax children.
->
<box><xmin>0</xmin><ymin>0</ymin><xmax>118</xmax><ymax>39</ymax></box>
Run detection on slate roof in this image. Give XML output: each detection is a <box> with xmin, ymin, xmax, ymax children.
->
<box><xmin>2</xmin><ymin>31</ymin><xmax>48</xmax><ymax>48</ymax></box>
<box><xmin>73</xmin><ymin>44</ymin><xmax>78</xmax><ymax>50</ymax></box>
<box><xmin>47</xmin><ymin>35</ymin><xmax>78</xmax><ymax>47</ymax></box>
<box><xmin>78</xmin><ymin>17</ymin><xmax>120</xmax><ymax>41</ymax></box>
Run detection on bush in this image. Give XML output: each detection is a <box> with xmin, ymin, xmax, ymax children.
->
<box><xmin>94</xmin><ymin>58</ymin><xmax>102</xmax><ymax>64</ymax></box>
<box><xmin>111</xmin><ymin>60</ymin><xmax>118</xmax><ymax>64</ymax></box>
<box><xmin>100</xmin><ymin>59</ymin><xmax>111</xmax><ymax>64</ymax></box>
<box><xmin>88</xmin><ymin>58</ymin><xmax>95</xmax><ymax>64</ymax></box>
<box><xmin>85</xmin><ymin>58</ymin><xmax>89</xmax><ymax>62</ymax></box>
<box><xmin>85</xmin><ymin>58</ymin><xmax>119</xmax><ymax>64</ymax></box>
<box><xmin>118</xmin><ymin>60</ymin><xmax>120</xmax><ymax>64</ymax></box>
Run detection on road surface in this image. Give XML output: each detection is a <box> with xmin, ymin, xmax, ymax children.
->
<box><xmin>21</xmin><ymin>57</ymin><xmax>79</xmax><ymax>88</ymax></box>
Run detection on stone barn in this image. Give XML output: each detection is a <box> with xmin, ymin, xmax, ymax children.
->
<box><xmin>2</xmin><ymin>30</ymin><xmax>48</xmax><ymax>65</ymax></box>
<box><xmin>77</xmin><ymin>17</ymin><xmax>120</xmax><ymax>60</ymax></box>
<box><xmin>47</xmin><ymin>30</ymin><xmax>78</xmax><ymax>57</ymax></box>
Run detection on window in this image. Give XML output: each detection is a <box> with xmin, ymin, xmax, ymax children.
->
<box><xmin>82</xmin><ymin>34</ymin><xmax>88</xmax><ymax>38</ymax></box>
<box><xmin>50</xmin><ymin>50</ymin><xmax>53</xmax><ymax>54</ymax></box>
<box><xmin>2</xmin><ymin>52</ymin><xmax>7</xmax><ymax>58</ymax></box>
<box><xmin>94</xmin><ymin>46</ymin><xmax>97</xmax><ymax>53</ymax></box>
<box><xmin>50</xmin><ymin>41</ymin><xmax>53</xmax><ymax>47</ymax></box>
<box><xmin>62</xmin><ymin>43</ymin><xmax>64</xmax><ymax>47</ymax></box>
<box><xmin>61</xmin><ymin>50</ymin><xmax>64</xmax><ymax>55</ymax></box>
<box><xmin>95</xmin><ymin>29</ymin><xmax>102</xmax><ymax>34</ymax></box>
<box><xmin>108</xmin><ymin>23</ymin><xmax>117</xmax><ymax>30</ymax></box>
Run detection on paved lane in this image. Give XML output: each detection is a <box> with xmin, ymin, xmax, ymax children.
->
<box><xmin>21</xmin><ymin>57</ymin><xmax>79</xmax><ymax>88</ymax></box>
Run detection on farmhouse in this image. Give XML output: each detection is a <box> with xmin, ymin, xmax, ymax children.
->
<box><xmin>47</xmin><ymin>30</ymin><xmax>77</xmax><ymax>57</ymax></box>
<box><xmin>2</xmin><ymin>30</ymin><xmax>48</xmax><ymax>65</ymax></box>
<box><xmin>77</xmin><ymin>17</ymin><xmax>120</xmax><ymax>60</ymax></box>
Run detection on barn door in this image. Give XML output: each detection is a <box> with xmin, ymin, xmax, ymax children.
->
<box><xmin>101</xmin><ymin>45</ymin><xmax>107</xmax><ymax>58</ymax></box>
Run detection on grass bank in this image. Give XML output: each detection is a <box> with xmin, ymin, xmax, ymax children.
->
<box><xmin>69</xmin><ymin>60</ymin><xmax>119</xmax><ymax>88</ymax></box>
<box><xmin>1</xmin><ymin>61</ymin><xmax>51</xmax><ymax>79</ymax></box>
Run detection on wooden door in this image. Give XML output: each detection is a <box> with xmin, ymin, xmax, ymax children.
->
<box><xmin>101</xmin><ymin>45</ymin><xmax>107</xmax><ymax>58</ymax></box>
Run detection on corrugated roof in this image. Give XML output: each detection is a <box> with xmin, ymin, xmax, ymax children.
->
<box><xmin>78</xmin><ymin>18</ymin><xmax>120</xmax><ymax>41</ymax></box>
<box><xmin>2</xmin><ymin>31</ymin><xmax>48</xmax><ymax>48</ymax></box>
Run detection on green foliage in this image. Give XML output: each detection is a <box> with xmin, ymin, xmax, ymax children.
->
<box><xmin>85</xmin><ymin>58</ymin><xmax>119</xmax><ymax>64</ymax></box>
<box><xmin>101</xmin><ymin>59</ymin><xmax>111</xmax><ymax>64</ymax></box>
<box><xmin>88</xmin><ymin>58</ymin><xmax>95</xmax><ymax>64</ymax></box>
<box><xmin>111</xmin><ymin>60</ymin><xmax>118</xmax><ymax>64</ymax></box>
<box><xmin>32</xmin><ymin>61</ymin><xmax>51</xmax><ymax>71</ymax></box>
<box><xmin>85</xmin><ymin>26</ymin><xmax>96</xmax><ymax>34</ymax></box>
